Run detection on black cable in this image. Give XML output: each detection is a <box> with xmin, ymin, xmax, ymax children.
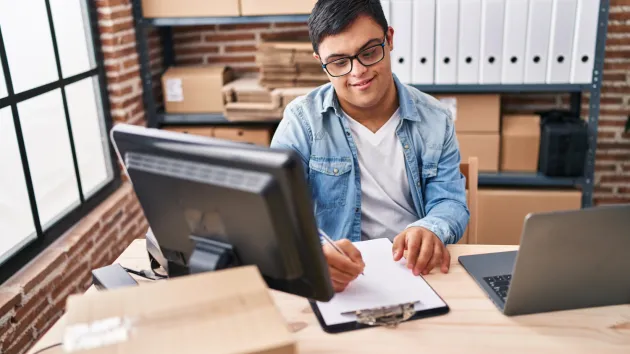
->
<box><xmin>121</xmin><ymin>266</ymin><xmax>165</xmax><ymax>281</ymax></box>
<box><xmin>31</xmin><ymin>342</ymin><xmax>62</xmax><ymax>354</ymax></box>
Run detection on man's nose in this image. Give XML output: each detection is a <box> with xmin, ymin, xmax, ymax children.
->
<box><xmin>350</xmin><ymin>58</ymin><xmax>368</xmax><ymax>76</ymax></box>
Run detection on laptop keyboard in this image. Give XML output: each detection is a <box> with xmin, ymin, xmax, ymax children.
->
<box><xmin>483</xmin><ymin>274</ymin><xmax>512</xmax><ymax>302</ymax></box>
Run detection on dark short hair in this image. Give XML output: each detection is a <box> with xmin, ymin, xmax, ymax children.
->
<box><xmin>308</xmin><ymin>0</ymin><xmax>388</xmax><ymax>55</ymax></box>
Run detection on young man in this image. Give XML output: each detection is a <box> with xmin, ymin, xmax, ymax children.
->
<box><xmin>270</xmin><ymin>0</ymin><xmax>469</xmax><ymax>292</ymax></box>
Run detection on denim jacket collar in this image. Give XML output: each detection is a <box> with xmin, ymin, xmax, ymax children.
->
<box><xmin>320</xmin><ymin>74</ymin><xmax>422</xmax><ymax>122</ymax></box>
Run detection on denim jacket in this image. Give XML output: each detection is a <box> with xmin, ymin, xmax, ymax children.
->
<box><xmin>270</xmin><ymin>74</ymin><xmax>470</xmax><ymax>245</ymax></box>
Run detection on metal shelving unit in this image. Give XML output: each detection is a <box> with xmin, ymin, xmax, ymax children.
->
<box><xmin>131</xmin><ymin>0</ymin><xmax>610</xmax><ymax>207</ymax></box>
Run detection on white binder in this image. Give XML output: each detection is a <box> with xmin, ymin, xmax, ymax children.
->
<box><xmin>479</xmin><ymin>0</ymin><xmax>506</xmax><ymax>84</ymax></box>
<box><xmin>390</xmin><ymin>0</ymin><xmax>413</xmax><ymax>83</ymax></box>
<box><xmin>411</xmin><ymin>0</ymin><xmax>436</xmax><ymax>84</ymax></box>
<box><xmin>524</xmin><ymin>0</ymin><xmax>553</xmax><ymax>83</ymax></box>
<box><xmin>501</xmin><ymin>0</ymin><xmax>529</xmax><ymax>84</ymax></box>
<box><xmin>547</xmin><ymin>0</ymin><xmax>578</xmax><ymax>83</ymax></box>
<box><xmin>381</xmin><ymin>0</ymin><xmax>391</xmax><ymax>26</ymax></box>
<box><xmin>435</xmin><ymin>0</ymin><xmax>459</xmax><ymax>84</ymax></box>
<box><xmin>457</xmin><ymin>0</ymin><xmax>482</xmax><ymax>84</ymax></box>
<box><xmin>570</xmin><ymin>0</ymin><xmax>600</xmax><ymax>83</ymax></box>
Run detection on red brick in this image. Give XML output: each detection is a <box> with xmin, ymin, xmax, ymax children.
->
<box><xmin>172</xmin><ymin>35</ymin><xmax>204</xmax><ymax>45</ymax></box>
<box><xmin>111</xmin><ymin>18</ymin><xmax>134</xmax><ymax>34</ymax></box>
<box><xmin>598</xmin><ymin>132</ymin><xmax>617</xmax><ymax>139</ymax></box>
<box><xmin>110</xmin><ymin>85</ymin><xmax>134</xmax><ymax>97</ymax></box>
<box><xmin>599</xmin><ymin>120</ymin><xmax>627</xmax><ymax>128</ymax></box>
<box><xmin>261</xmin><ymin>30</ymin><xmax>310</xmax><ymax>41</ymax></box>
<box><xmin>594</xmin><ymin>186</ymin><xmax>615</xmax><ymax>194</ymax></box>
<box><xmin>218</xmin><ymin>23</ymin><xmax>271</xmax><ymax>31</ymax></box>
<box><xmin>98</xmin><ymin>6</ymin><xmax>132</xmax><ymax>21</ymax></box>
<box><xmin>0</xmin><ymin>319</ymin><xmax>14</xmax><ymax>342</ymax></box>
<box><xmin>175</xmin><ymin>56</ymin><xmax>204</xmax><ymax>65</ymax></box>
<box><xmin>4</xmin><ymin>332</ymin><xmax>34</xmax><ymax>354</ymax></box>
<box><xmin>600</xmin><ymin>175</ymin><xmax>630</xmax><ymax>183</ymax></box>
<box><xmin>595</xmin><ymin>197</ymin><xmax>630</xmax><ymax>205</ymax></box>
<box><xmin>597</xmin><ymin>142</ymin><xmax>630</xmax><ymax>150</ymax></box>
<box><xmin>605</xmin><ymin>37</ymin><xmax>630</xmax><ymax>46</ymax></box>
<box><xmin>122</xmin><ymin>56</ymin><xmax>139</xmax><ymax>70</ymax></box>
<box><xmin>95</xmin><ymin>0</ymin><xmax>130</xmax><ymax>7</ymax></box>
<box><xmin>225</xmin><ymin>45</ymin><xmax>258</xmax><ymax>53</ymax></box>
<box><xmin>12</xmin><ymin>297</ymin><xmax>48</xmax><ymax>342</ymax></box>
<box><xmin>205</xmin><ymin>33</ymin><xmax>257</xmax><ymax>42</ymax></box>
<box><xmin>607</xmin><ymin>24</ymin><xmax>630</xmax><ymax>33</ymax></box>
<box><xmin>599</xmin><ymin>96</ymin><xmax>625</xmax><ymax>105</ymax></box>
<box><xmin>618</xmin><ymin>187</ymin><xmax>630</xmax><ymax>194</ymax></box>
<box><xmin>595</xmin><ymin>164</ymin><xmax>618</xmax><ymax>172</ymax></box>
<box><xmin>4</xmin><ymin>249</ymin><xmax>67</xmax><ymax>294</ymax></box>
<box><xmin>177</xmin><ymin>46</ymin><xmax>220</xmax><ymax>56</ymax></box>
<box><xmin>207</xmin><ymin>55</ymin><xmax>256</xmax><ymax>64</ymax></box>
<box><xmin>604</xmin><ymin>61</ymin><xmax>630</xmax><ymax>71</ymax></box>
<box><xmin>602</xmin><ymin>72</ymin><xmax>628</xmax><ymax>82</ymax></box>
<box><xmin>233</xmin><ymin>66</ymin><xmax>260</xmax><ymax>73</ymax></box>
<box><xmin>273</xmin><ymin>22</ymin><xmax>308</xmax><ymax>28</ymax></box>
<box><xmin>0</xmin><ymin>291</ymin><xmax>21</xmax><ymax>319</ymax></box>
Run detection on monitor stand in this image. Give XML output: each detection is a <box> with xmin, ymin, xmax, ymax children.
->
<box><xmin>188</xmin><ymin>235</ymin><xmax>240</xmax><ymax>274</ymax></box>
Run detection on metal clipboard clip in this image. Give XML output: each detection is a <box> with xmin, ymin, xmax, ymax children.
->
<box><xmin>344</xmin><ymin>302</ymin><xmax>418</xmax><ymax>328</ymax></box>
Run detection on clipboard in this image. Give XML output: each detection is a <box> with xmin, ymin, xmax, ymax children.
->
<box><xmin>308</xmin><ymin>238</ymin><xmax>450</xmax><ymax>334</ymax></box>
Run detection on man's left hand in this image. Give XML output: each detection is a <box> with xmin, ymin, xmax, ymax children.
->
<box><xmin>392</xmin><ymin>227</ymin><xmax>451</xmax><ymax>276</ymax></box>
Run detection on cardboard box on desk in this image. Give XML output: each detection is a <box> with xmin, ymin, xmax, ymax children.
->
<box><xmin>457</xmin><ymin>133</ymin><xmax>500</xmax><ymax>172</ymax></box>
<box><xmin>476</xmin><ymin>189</ymin><xmax>581</xmax><ymax>245</ymax></box>
<box><xmin>62</xmin><ymin>266</ymin><xmax>295</xmax><ymax>354</ymax></box>
<box><xmin>142</xmin><ymin>0</ymin><xmax>240</xmax><ymax>17</ymax></box>
<box><xmin>162</xmin><ymin>65</ymin><xmax>233</xmax><ymax>114</ymax></box>
<box><xmin>501</xmin><ymin>115</ymin><xmax>541</xmax><ymax>172</ymax></box>
<box><xmin>434</xmin><ymin>94</ymin><xmax>501</xmax><ymax>133</ymax></box>
<box><xmin>241</xmin><ymin>0</ymin><xmax>317</xmax><ymax>15</ymax></box>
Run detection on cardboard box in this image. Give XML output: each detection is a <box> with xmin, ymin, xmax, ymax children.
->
<box><xmin>142</xmin><ymin>0</ymin><xmax>240</xmax><ymax>17</ymax></box>
<box><xmin>162</xmin><ymin>66</ymin><xmax>233</xmax><ymax>114</ymax></box>
<box><xmin>63</xmin><ymin>266</ymin><xmax>295</xmax><ymax>354</ymax></box>
<box><xmin>434</xmin><ymin>94</ymin><xmax>501</xmax><ymax>133</ymax></box>
<box><xmin>501</xmin><ymin>115</ymin><xmax>541</xmax><ymax>172</ymax></box>
<box><xmin>476</xmin><ymin>189</ymin><xmax>582</xmax><ymax>245</ymax></box>
<box><xmin>240</xmin><ymin>0</ymin><xmax>317</xmax><ymax>15</ymax></box>
<box><xmin>457</xmin><ymin>133</ymin><xmax>500</xmax><ymax>172</ymax></box>
<box><xmin>163</xmin><ymin>126</ymin><xmax>215</xmax><ymax>138</ymax></box>
<box><xmin>214</xmin><ymin>127</ymin><xmax>273</xmax><ymax>146</ymax></box>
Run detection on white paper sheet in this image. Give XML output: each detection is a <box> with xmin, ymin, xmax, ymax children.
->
<box><xmin>315</xmin><ymin>238</ymin><xmax>447</xmax><ymax>326</ymax></box>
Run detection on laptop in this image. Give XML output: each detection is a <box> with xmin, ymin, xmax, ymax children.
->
<box><xmin>459</xmin><ymin>204</ymin><xmax>630</xmax><ymax>316</ymax></box>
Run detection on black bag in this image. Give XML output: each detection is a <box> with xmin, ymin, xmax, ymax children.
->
<box><xmin>536</xmin><ymin>109</ymin><xmax>588</xmax><ymax>177</ymax></box>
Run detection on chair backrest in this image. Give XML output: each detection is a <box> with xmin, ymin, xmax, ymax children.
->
<box><xmin>459</xmin><ymin>157</ymin><xmax>479</xmax><ymax>244</ymax></box>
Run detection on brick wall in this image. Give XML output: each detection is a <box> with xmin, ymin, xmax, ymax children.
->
<box><xmin>0</xmin><ymin>1</ymin><xmax>151</xmax><ymax>353</ymax></box>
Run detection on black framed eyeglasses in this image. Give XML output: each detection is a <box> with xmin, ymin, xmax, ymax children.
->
<box><xmin>321</xmin><ymin>39</ymin><xmax>387</xmax><ymax>77</ymax></box>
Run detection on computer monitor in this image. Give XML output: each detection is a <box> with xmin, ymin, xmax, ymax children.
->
<box><xmin>110</xmin><ymin>123</ymin><xmax>334</xmax><ymax>302</ymax></box>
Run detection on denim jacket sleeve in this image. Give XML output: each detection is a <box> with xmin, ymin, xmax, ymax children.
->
<box><xmin>406</xmin><ymin>116</ymin><xmax>470</xmax><ymax>245</ymax></box>
<box><xmin>270</xmin><ymin>100</ymin><xmax>313</xmax><ymax>173</ymax></box>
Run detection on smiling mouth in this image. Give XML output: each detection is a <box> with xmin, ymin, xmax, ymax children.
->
<box><xmin>351</xmin><ymin>77</ymin><xmax>374</xmax><ymax>87</ymax></box>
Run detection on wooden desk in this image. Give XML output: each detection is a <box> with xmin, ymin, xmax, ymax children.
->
<box><xmin>29</xmin><ymin>240</ymin><xmax>630</xmax><ymax>354</ymax></box>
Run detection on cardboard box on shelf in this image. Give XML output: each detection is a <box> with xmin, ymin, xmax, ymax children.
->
<box><xmin>163</xmin><ymin>126</ymin><xmax>215</xmax><ymax>138</ymax></box>
<box><xmin>63</xmin><ymin>266</ymin><xmax>295</xmax><ymax>354</ymax></box>
<box><xmin>142</xmin><ymin>0</ymin><xmax>240</xmax><ymax>17</ymax></box>
<box><xmin>214</xmin><ymin>127</ymin><xmax>274</xmax><ymax>146</ymax></box>
<box><xmin>162</xmin><ymin>65</ymin><xmax>233</xmax><ymax>114</ymax></box>
<box><xmin>434</xmin><ymin>94</ymin><xmax>501</xmax><ymax>133</ymax></box>
<box><xmin>475</xmin><ymin>188</ymin><xmax>582</xmax><ymax>245</ymax></box>
<box><xmin>501</xmin><ymin>115</ymin><xmax>541</xmax><ymax>172</ymax></box>
<box><xmin>240</xmin><ymin>0</ymin><xmax>317</xmax><ymax>15</ymax></box>
<box><xmin>457</xmin><ymin>133</ymin><xmax>500</xmax><ymax>172</ymax></box>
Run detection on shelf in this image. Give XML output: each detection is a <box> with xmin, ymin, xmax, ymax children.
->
<box><xmin>158</xmin><ymin>112</ymin><xmax>282</xmax><ymax>126</ymax></box>
<box><xmin>411</xmin><ymin>84</ymin><xmax>590</xmax><ymax>94</ymax></box>
<box><xmin>143</xmin><ymin>14</ymin><xmax>311</xmax><ymax>27</ymax></box>
<box><xmin>478</xmin><ymin>172</ymin><xmax>583</xmax><ymax>188</ymax></box>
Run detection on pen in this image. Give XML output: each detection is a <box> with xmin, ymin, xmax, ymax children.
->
<box><xmin>318</xmin><ymin>228</ymin><xmax>364</xmax><ymax>275</ymax></box>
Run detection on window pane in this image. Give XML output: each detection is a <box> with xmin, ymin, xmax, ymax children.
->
<box><xmin>50</xmin><ymin>0</ymin><xmax>95</xmax><ymax>78</ymax></box>
<box><xmin>0</xmin><ymin>108</ymin><xmax>36</xmax><ymax>265</ymax></box>
<box><xmin>19</xmin><ymin>90</ymin><xmax>80</xmax><ymax>230</ymax></box>
<box><xmin>0</xmin><ymin>0</ymin><xmax>58</xmax><ymax>93</ymax></box>
<box><xmin>66</xmin><ymin>77</ymin><xmax>112</xmax><ymax>198</ymax></box>
<box><xmin>0</xmin><ymin>52</ymin><xmax>6</xmax><ymax>99</ymax></box>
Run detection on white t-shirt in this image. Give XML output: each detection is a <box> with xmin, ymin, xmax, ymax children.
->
<box><xmin>344</xmin><ymin>108</ymin><xmax>419</xmax><ymax>241</ymax></box>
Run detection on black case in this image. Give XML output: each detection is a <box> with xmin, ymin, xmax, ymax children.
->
<box><xmin>537</xmin><ymin>110</ymin><xmax>588</xmax><ymax>177</ymax></box>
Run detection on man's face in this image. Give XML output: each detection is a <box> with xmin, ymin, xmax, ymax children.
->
<box><xmin>315</xmin><ymin>15</ymin><xmax>394</xmax><ymax>110</ymax></box>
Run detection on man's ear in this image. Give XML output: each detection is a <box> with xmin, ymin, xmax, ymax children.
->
<box><xmin>386</xmin><ymin>26</ymin><xmax>394</xmax><ymax>51</ymax></box>
<box><xmin>313</xmin><ymin>52</ymin><xmax>320</xmax><ymax>61</ymax></box>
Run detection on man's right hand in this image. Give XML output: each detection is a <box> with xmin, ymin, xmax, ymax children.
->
<box><xmin>322</xmin><ymin>239</ymin><xmax>365</xmax><ymax>292</ymax></box>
